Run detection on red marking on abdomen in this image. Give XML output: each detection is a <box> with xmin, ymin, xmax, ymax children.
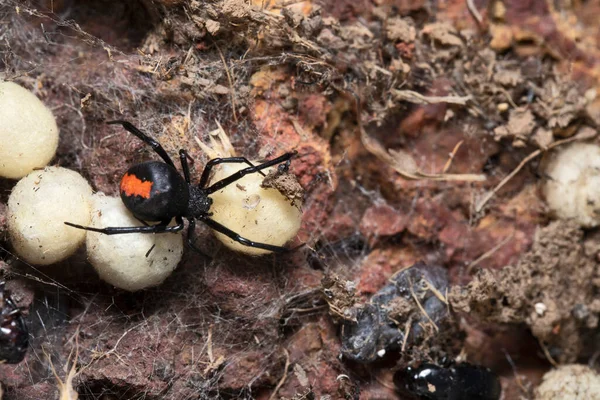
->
<box><xmin>120</xmin><ymin>173</ymin><xmax>153</xmax><ymax>198</ymax></box>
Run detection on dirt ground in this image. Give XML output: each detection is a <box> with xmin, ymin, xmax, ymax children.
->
<box><xmin>1</xmin><ymin>0</ymin><xmax>600</xmax><ymax>399</ymax></box>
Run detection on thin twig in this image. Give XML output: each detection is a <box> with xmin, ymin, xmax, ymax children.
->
<box><xmin>183</xmin><ymin>45</ymin><xmax>194</xmax><ymax>66</ymax></box>
<box><xmin>408</xmin><ymin>278</ymin><xmax>438</xmax><ymax>332</ymax></box>
<box><xmin>475</xmin><ymin>149</ymin><xmax>541</xmax><ymax>212</ymax></box>
<box><xmin>499</xmin><ymin>87</ymin><xmax>518</xmax><ymax>109</ymax></box>
<box><xmin>538</xmin><ymin>339</ymin><xmax>559</xmax><ymax>367</ymax></box>
<box><xmin>466</xmin><ymin>0</ymin><xmax>483</xmax><ymax>26</ymax></box>
<box><xmin>467</xmin><ymin>233</ymin><xmax>514</xmax><ymax>273</ymax></box>
<box><xmin>401</xmin><ymin>315</ymin><xmax>413</xmax><ymax>352</ymax></box>
<box><xmin>422</xmin><ymin>279</ymin><xmax>448</xmax><ymax>305</ymax></box>
<box><xmin>442</xmin><ymin>140</ymin><xmax>464</xmax><ymax>173</ymax></box>
<box><xmin>392</xmin><ymin>89</ymin><xmax>472</xmax><ymax>105</ymax></box>
<box><xmin>213</xmin><ymin>40</ymin><xmax>238</xmax><ymax>123</ymax></box>
<box><xmin>269</xmin><ymin>349</ymin><xmax>290</xmax><ymax>400</ymax></box>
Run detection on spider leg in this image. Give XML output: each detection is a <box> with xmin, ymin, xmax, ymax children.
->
<box><xmin>201</xmin><ymin>217</ymin><xmax>288</xmax><ymax>253</ymax></box>
<box><xmin>205</xmin><ymin>152</ymin><xmax>297</xmax><ymax>194</ymax></box>
<box><xmin>199</xmin><ymin>157</ymin><xmax>266</xmax><ymax>188</ymax></box>
<box><xmin>185</xmin><ymin>219</ymin><xmax>213</xmax><ymax>259</ymax></box>
<box><xmin>179</xmin><ymin>149</ymin><xmax>192</xmax><ymax>184</ymax></box>
<box><xmin>64</xmin><ymin>217</ymin><xmax>184</xmax><ymax>235</ymax></box>
<box><xmin>107</xmin><ymin>120</ymin><xmax>176</xmax><ymax>168</ymax></box>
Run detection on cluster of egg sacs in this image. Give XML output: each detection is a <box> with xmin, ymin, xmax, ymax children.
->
<box><xmin>1</xmin><ymin>80</ymin><xmax>184</xmax><ymax>291</ymax></box>
<box><xmin>1</xmin><ymin>81</ymin><xmax>300</xmax><ymax>291</ymax></box>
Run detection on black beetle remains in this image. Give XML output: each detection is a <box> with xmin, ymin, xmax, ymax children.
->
<box><xmin>0</xmin><ymin>282</ymin><xmax>28</xmax><ymax>364</ymax></box>
<box><xmin>394</xmin><ymin>362</ymin><xmax>501</xmax><ymax>400</ymax></box>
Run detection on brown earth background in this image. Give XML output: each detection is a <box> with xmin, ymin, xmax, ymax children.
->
<box><xmin>1</xmin><ymin>0</ymin><xmax>600</xmax><ymax>398</ymax></box>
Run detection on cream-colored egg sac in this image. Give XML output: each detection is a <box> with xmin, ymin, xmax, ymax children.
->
<box><xmin>543</xmin><ymin>143</ymin><xmax>600</xmax><ymax>228</ymax></box>
<box><xmin>8</xmin><ymin>167</ymin><xmax>93</xmax><ymax>265</ymax></box>
<box><xmin>535</xmin><ymin>364</ymin><xmax>600</xmax><ymax>400</ymax></box>
<box><xmin>0</xmin><ymin>81</ymin><xmax>59</xmax><ymax>179</ymax></box>
<box><xmin>208</xmin><ymin>163</ymin><xmax>302</xmax><ymax>255</ymax></box>
<box><xmin>86</xmin><ymin>194</ymin><xmax>183</xmax><ymax>291</ymax></box>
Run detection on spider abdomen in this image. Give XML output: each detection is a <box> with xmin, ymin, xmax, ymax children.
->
<box><xmin>120</xmin><ymin>161</ymin><xmax>189</xmax><ymax>222</ymax></box>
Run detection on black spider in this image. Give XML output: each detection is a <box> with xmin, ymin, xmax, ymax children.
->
<box><xmin>0</xmin><ymin>282</ymin><xmax>28</xmax><ymax>364</ymax></box>
<box><xmin>65</xmin><ymin>121</ymin><xmax>297</xmax><ymax>253</ymax></box>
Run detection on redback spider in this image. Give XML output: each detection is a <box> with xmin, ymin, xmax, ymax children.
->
<box><xmin>65</xmin><ymin>120</ymin><xmax>297</xmax><ymax>253</ymax></box>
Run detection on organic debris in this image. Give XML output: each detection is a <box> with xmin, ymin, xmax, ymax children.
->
<box><xmin>339</xmin><ymin>263</ymin><xmax>457</xmax><ymax>363</ymax></box>
<box><xmin>450</xmin><ymin>221</ymin><xmax>600</xmax><ymax>363</ymax></box>
<box><xmin>261</xmin><ymin>166</ymin><xmax>305</xmax><ymax>208</ymax></box>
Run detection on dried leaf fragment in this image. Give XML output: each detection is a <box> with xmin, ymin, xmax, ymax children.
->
<box><xmin>360</xmin><ymin>123</ymin><xmax>485</xmax><ymax>182</ymax></box>
<box><xmin>386</xmin><ymin>17</ymin><xmax>416</xmax><ymax>42</ymax></box>
<box><xmin>421</xmin><ymin>22</ymin><xmax>464</xmax><ymax>47</ymax></box>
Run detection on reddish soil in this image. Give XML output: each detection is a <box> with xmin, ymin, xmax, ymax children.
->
<box><xmin>1</xmin><ymin>0</ymin><xmax>600</xmax><ymax>399</ymax></box>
